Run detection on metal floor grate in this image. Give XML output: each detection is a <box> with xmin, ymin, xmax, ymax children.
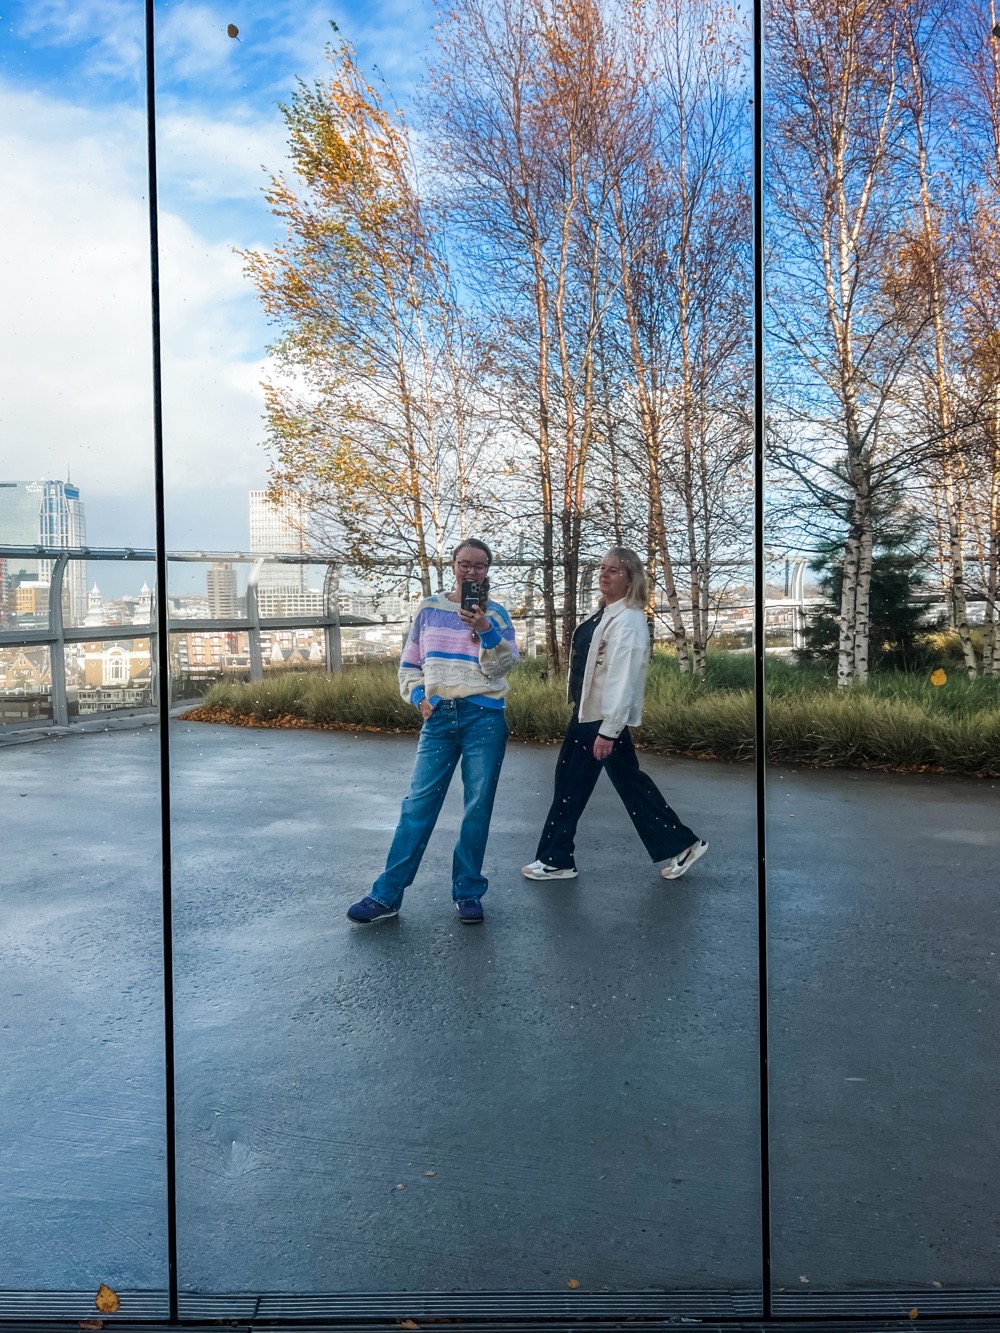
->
<box><xmin>179</xmin><ymin>1287</ymin><xmax>762</xmax><ymax>1321</ymax></box>
<box><xmin>0</xmin><ymin>1291</ymin><xmax>169</xmax><ymax>1320</ymax></box>
<box><xmin>772</xmin><ymin>1288</ymin><xmax>1000</xmax><ymax>1318</ymax></box>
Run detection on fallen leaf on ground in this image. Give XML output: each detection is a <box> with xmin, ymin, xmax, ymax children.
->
<box><xmin>94</xmin><ymin>1286</ymin><xmax>119</xmax><ymax>1314</ymax></box>
<box><xmin>425</xmin><ymin>1170</ymin><xmax>436</xmax><ymax>1177</ymax></box>
<box><xmin>567</xmin><ymin>1279</ymin><xmax>581</xmax><ymax>1289</ymax></box>
<box><xmin>799</xmin><ymin>1276</ymin><xmax>809</xmax><ymax>1284</ymax></box>
<box><xmin>932</xmin><ymin>1282</ymin><xmax>942</xmax><ymax>1289</ymax></box>
<box><xmin>398</xmin><ymin>1320</ymin><xmax>421</xmax><ymax>1329</ymax></box>
<box><xmin>909</xmin><ymin>1308</ymin><xmax>919</xmax><ymax>1319</ymax></box>
<box><xmin>79</xmin><ymin>1322</ymin><xmax>103</xmax><ymax>1330</ymax></box>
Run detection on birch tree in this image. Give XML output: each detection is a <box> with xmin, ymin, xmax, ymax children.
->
<box><xmin>633</xmin><ymin>0</ymin><xmax>752</xmax><ymax>673</ymax></box>
<box><xmin>243</xmin><ymin>42</ymin><xmax>489</xmax><ymax>595</ymax></box>
<box><xmin>948</xmin><ymin>2</ymin><xmax>1000</xmax><ymax>675</ymax></box>
<box><xmin>897</xmin><ymin>3</ymin><xmax>979</xmax><ymax>675</ymax></box>
<box><xmin>431</xmin><ymin>0</ymin><xmax>622</xmax><ymax>669</ymax></box>
<box><xmin>767</xmin><ymin>0</ymin><xmax>931</xmax><ymax>686</ymax></box>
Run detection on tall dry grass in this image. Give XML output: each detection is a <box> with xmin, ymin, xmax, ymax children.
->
<box><xmin>193</xmin><ymin>653</ymin><xmax>1000</xmax><ymax>775</ymax></box>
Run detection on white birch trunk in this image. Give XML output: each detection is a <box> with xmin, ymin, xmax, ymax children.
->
<box><xmin>837</xmin><ymin>527</ymin><xmax>862</xmax><ymax>689</ymax></box>
<box><xmin>984</xmin><ymin>408</ymin><xmax>1000</xmax><ymax>677</ymax></box>
<box><xmin>854</xmin><ymin>509</ymin><xmax>874</xmax><ymax>683</ymax></box>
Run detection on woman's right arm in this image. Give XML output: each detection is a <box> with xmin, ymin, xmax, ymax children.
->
<box><xmin>398</xmin><ymin>609</ymin><xmax>427</xmax><ymax>708</ymax></box>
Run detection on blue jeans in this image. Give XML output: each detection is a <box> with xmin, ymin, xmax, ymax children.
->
<box><xmin>370</xmin><ymin>699</ymin><xmax>508</xmax><ymax>907</ymax></box>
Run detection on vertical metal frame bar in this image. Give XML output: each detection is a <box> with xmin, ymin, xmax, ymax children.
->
<box><xmin>247</xmin><ymin>558</ymin><xmax>266</xmax><ymax>681</ymax></box>
<box><xmin>48</xmin><ymin>554</ymin><xmax>70</xmax><ymax>727</ymax></box>
<box><xmin>143</xmin><ymin>0</ymin><xmax>179</xmax><ymax>1320</ymax></box>
<box><xmin>752</xmin><ymin>0</ymin><xmax>772</xmax><ymax>1316</ymax></box>
<box><xmin>323</xmin><ymin>563</ymin><xmax>343</xmax><ymax>674</ymax></box>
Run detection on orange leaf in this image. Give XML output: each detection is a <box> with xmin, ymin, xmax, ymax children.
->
<box><xmin>909</xmin><ymin>1309</ymin><xmax>919</xmax><ymax>1320</ymax></box>
<box><xmin>930</xmin><ymin>668</ymin><xmax>947</xmax><ymax>687</ymax></box>
<box><xmin>94</xmin><ymin>1286</ymin><xmax>119</xmax><ymax>1314</ymax></box>
<box><xmin>567</xmin><ymin>1279</ymin><xmax>581</xmax><ymax>1289</ymax></box>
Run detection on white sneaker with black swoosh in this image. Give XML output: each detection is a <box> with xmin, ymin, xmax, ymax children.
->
<box><xmin>660</xmin><ymin>840</ymin><xmax>708</xmax><ymax>880</ymax></box>
<box><xmin>522</xmin><ymin>860</ymin><xmax>578</xmax><ymax>881</ymax></box>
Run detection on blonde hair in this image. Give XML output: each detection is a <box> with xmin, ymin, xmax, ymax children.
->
<box><xmin>601</xmin><ymin>547</ymin><xmax>648</xmax><ymax>610</ymax></box>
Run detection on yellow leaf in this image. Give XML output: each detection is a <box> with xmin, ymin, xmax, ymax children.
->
<box><xmin>567</xmin><ymin>1279</ymin><xmax>581</xmax><ymax>1289</ymax></box>
<box><xmin>909</xmin><ymin>1308</ymin><xmax>919</xmax><ymax>1319</ymax></box>
<box><xmin>94</xmin><ymin>1286</ymin><xmax>119</xmax><ymax>1314</ymax></box>
<box><xmin>398</xmin><ymin>1321</ymin><xmax>421</xmax><ymax>1329</ymax></box>
<box><xmin>930</xmin><ymin>668</ymin><xmax>947</xmax><ymax>687</ymax></box>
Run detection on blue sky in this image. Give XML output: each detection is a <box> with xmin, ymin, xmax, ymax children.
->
<box><xmin>0</xmin><ymin>0</ymin><xmax>434</xmax><ymax>596</ymax></box>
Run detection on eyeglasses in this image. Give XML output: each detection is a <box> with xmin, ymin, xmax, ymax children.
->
<box><xmin>456</xmin><ymin>561</ymin><xmax>489</xmax><ymax>573</ymax></box>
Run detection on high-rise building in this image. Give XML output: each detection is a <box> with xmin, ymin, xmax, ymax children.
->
<box><xmin>249</xmin><ymin>489</ymin><xmax>309</xmax><ymax>597</ymax></box>
<box><xmin>0</xmin><ymin>479</ymin><xmax>87</xmax><ymax>626</ymax></box>
<box><xmin>206</xmin><ymin>561</ymin><xmax>238</xmax><ymax>618</ymax></box>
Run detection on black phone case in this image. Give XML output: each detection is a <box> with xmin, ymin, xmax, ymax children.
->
<box><xmin>461</xmin><ymin>580</ymin><xmax>484</xmax><ymax>610</ymax></box>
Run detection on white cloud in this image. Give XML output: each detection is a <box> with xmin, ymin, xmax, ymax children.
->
<box><xmin>156</xmin><ymin>107</ymin><xmax>289</xmax><ymax>206</ymax></box>
<box><xmin>0</xmin><ymin>81</ymin><xmax>277</xmax><ymax>550</ymax></box>
<box><xmin>11</xmin><ymin>0</ymin><xmax>145</xmax><ymax>83</ymax></box>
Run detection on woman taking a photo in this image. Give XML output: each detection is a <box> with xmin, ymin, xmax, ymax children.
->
<box><xmin>348</xmin><ymin>539</ymin><xmax>518</xmax><ymax>925</ymax></box>
<box><xmin>522</xmin><ymin>547</ymin><xmax>707</xmax><ymax>885</ymax></box>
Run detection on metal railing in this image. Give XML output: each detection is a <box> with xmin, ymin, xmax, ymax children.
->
<box><xmin>1</xmin><ymin>545</ymin><xmax>850</xmax><ymax>729</ymax></box>
<box><xmin>0</xmin><ymin>547</ymin><xmax>352</xmax><ymax>728</ymax></box>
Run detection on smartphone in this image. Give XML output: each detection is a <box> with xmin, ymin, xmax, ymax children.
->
<box><xmin>461</xmin><ymin>579</ymin><xmax>485</xmax><ymax>611</ymax></box>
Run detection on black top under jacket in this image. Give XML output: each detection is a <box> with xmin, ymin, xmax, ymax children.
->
<box><xmin>568</xmin><ymin>608</ymin><xmax>604</xmax><ymax>707</ymax></box>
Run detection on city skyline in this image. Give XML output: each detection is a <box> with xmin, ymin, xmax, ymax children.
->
<box><xmin>1</xmin><ymin>478</ymin><xmax>88</xmax><ymax>625</ymax></box>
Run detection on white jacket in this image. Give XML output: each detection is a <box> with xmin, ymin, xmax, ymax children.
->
<box><xmin>576</xmin><ymin>599</ymin><xmax>650</xmax><ymax>738</ymax></box>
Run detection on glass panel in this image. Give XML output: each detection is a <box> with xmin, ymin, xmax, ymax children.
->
<box><xmin>161</xmin><ymin>0</ymin><xmax>761</xmax><ymax>1315</ymax></box>
<box><xmin>0</xmin><ymin>644</ymin><xmax>53</xmax><ymax>726</ymax></box>
<box><xmin>764</xmin><ymin>0</ymin><xmax>1000</xmax><ymax>1314</ymax></box>
<box><xmin>0</xmin><ymin>3</ymin><xmax>167</xmax><ymax>1319</ymax></box>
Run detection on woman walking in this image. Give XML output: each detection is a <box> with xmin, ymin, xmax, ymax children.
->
<box><xmin>348</xmin><ymin>539</ymin><xmax>519</xmax><ymax>925</ymax></box>
<box><xmin>522</xmin><ymin>547</ymin><xmax>707</xmax><ymax>884</ymax></box>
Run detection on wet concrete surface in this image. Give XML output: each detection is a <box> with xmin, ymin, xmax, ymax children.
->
<box><xmin>1</xmin><ymin>723</ymin><xmax>997</xmax><ymax>1302</ymax></box>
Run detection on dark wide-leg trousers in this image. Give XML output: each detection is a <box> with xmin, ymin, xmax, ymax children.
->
<box><xmin>535</xmin><ymin>716</ymin><xmax>698</xmax><ymax>871</ymax></box>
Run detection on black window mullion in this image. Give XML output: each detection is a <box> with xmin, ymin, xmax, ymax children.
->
<box><xmin>143</xmin><ymin>0</ymin><xmax>179</xmax><ymax>1321</ymax></box>
<box><xmin>752</xmin><ymin>0</ymin><xmax>772</xmax><ymax>1318</ymax></box>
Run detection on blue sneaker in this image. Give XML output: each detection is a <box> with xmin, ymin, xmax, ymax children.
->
<box><xmin>456</xmin><ymin>899</ymin><xmax>484</xmax><ymax>924</ymax></box>
<box><xmin>347</xmin><ymin>895</ymin><xmax>399</xmax><ymax>924</ymax></box>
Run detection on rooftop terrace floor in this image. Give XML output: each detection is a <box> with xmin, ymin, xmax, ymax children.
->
<box><xmin>2</xmin><ymin>722</ymin><xmax>998</xmax><ymax>1318</ymax></box>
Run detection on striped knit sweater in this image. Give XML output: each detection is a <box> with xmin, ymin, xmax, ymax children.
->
<box><xmin>399</xmin><ymin>593</ymin><xmax>520</xmax><ymax>710</ymax></box>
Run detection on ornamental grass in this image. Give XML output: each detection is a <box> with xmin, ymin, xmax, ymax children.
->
<box><xmin>186</xmin><ymin>652</ymin><xmax>1000</xmax><ymax>777</ymax></box>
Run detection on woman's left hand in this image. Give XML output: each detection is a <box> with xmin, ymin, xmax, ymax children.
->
<box><xmin>459</xmin><ymin>604</ymin><xmax>491</xmax><ymax>634</ymax></box>
<box><xmin>593</xmin><ymin>734</ymin><xmax>614</xmax><ymax>761</ymax></box>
